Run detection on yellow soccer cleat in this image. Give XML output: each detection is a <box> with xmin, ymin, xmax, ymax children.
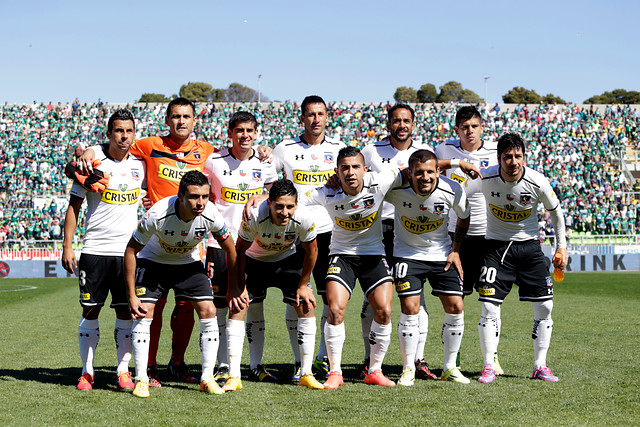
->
<box><xmin>222</xmin><ymin>376</ymin><xmax>243</xmax><ymax>392</ymax></box>
<box><xmin>298</xmin><ymin>373</ymin><xmax>324</xmax><ymax>389</ymax></box>
<box><xmin>132</xmin><ymin>378</ymin><xmax>150</xmax><ymax>398</ymax></box>
<box><xmin>200</xmin><ymin>376</ymin><xmax>225</xmax><ymax>395</ymax></box>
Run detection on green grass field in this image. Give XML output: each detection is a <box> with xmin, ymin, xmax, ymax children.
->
<box><xmin>1</xmin><ymin>272</ymin><xmax>639</xmax><ymax>426</ymax></box>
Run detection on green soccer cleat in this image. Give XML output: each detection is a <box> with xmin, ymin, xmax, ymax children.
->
<box><xmin>441</xmin><ymin>367</ymin><xmax>470</xmax><ymax>384</ymax></box>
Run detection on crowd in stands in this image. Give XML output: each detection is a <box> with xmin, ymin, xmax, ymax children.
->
<box><xmin>0</xmin><ymin>99</ymin><xmax>638</xmax><ymax>248</ymax></box>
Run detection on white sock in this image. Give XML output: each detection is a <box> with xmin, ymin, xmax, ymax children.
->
<box><xmin>199</xmin><ymin>317</ymin><xmax>219</xmax><ymax>381</ymax></box>
<box><xmin>532</xmin><ymin>300</ymin><xmax>554</xmax><ymax>370</ymax></box>
<box><xmin>398</xmin><ymin>313</ymin><xmax>419</xmax><ymax>370</ymax></box>
<box><xmin>216</xmin><ymin>306</ymin><xmax>229</xmax><ymax>368</ymax></box>
<box><xmin>78</xmin><ymin>317</ymin><xmax>99</xmax><ymax>377</ymax></box>
<box><xmin>478</xmin><ymin>302</ymin><xmax>500</xmax><ymax>369</ymax></box>
<box><xmin>324</xmin><ymin>322</ymin><xmax>345</xmax><ymax>374</ymax></box>
<box><xmin>442</xmin><ymin>312</ymin><xmax>464</xmax><ymax>371</ymax></box>
<box><xmin>416</xmin><ymin>304</ymin><xmax>429</xmax><ymax>362</ymax></box>
<box><xmin>114</xmin><ymin>318</ymin><xmax>133</xmax><ymax>374</ymax></box>
<box><xmin>316</xmin><ymin>304</ymin><xmax>329</xmax><ymax>360</ymax></box>
<box><xmin>286</xmin><ymin>304</ymin><xmax>301</xmax><ymax>363</ymax></box>
<box><xmin>368</xmin><ymin>320</ymin><xmax>392</xmax><ymax>373</ymax></box>
<box><xmin>226</xmin><ymin>319</ymin><xmax>245</xmax><ymax>378</ymax></box>
<box><xmin>361</xmin><ymin>300</ymin><xmax>373</xmax><ymax>361</ymax></box>
<box><xmin>132</xmin><ymin>318</ymin><xmax>152</xmax><ymax>381</ymax></box>
<box><xmin>246</xmin><ymin>302</ymin><xmax>265</xmax><ymax>370</ymax></box>
<box><xmin>297</xmin><ymin>317</ymin><xmax>316</xmax><ymax>376</ymax></box>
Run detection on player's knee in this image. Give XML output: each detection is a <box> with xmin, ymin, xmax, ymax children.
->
<box><xmin>327</xmin><ymin>304</ymin><xmax>346</xmax><ymax>325</ymax></box>
<box><xmin>400</xmin><ymin>297</ymin><xmax>420</xmax><ymax>315</ymax></box>
<box><xmin>195</xmin><ymin>303</ymin><xmax>216</xmax><ymax>319</ymax></box>
<box><xmin>443</xmin><ymin>297</ymin><xmax>464</xmax><ymax>314</ymax></box>
<box><xmin>82</xmin><ymin>306</ymin><xmax>101</xmax><ymax>320</ymax></box>
<box><xmin>373</xmin><ymin>306</ymin><xmax>392</xmax><ymax>324</ymax></box>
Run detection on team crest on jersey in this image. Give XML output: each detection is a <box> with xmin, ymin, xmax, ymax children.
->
<box><xmin>324</xmin><ymin>153</ymin><xmax>334</xmax><ymax>163</ymax></box>
<box><xmin>252</xmin><ymin>170</ymin><xmax>262</xmax><ymax>181</ymax></box>
<box><xmin>364</xmin><ymin>197</ymin><xmax>375</xmax><ymax>208</ymax></box>
<box><xmin>350</xmin><ymin>202</ymin><xmax>359</xmax><ymax>209</ymax></box>
<box><xmin>194</xmin><ymin>151</ymin><xmax>201</xmax><ymax>160</ymax></box>
<box><xmin>546</xmin><ymin>277</ymin><xmax>552</xmax><ymax>286</ymax></box>
<box><xmin>520</xmin><ymin>194</ymin><xmax>532</xmax><ymax>205</ymax></box>
<box><xmin>177</xmin><ymin>161</ymin><xmax>186</xmax><ymax>169</ymax></box>
<box><xmin>194</xmin><ymin>228</ymin><xmax>206</xmax><ymax>239</ymax></box>
<box><xmin>433</xmin><ymin>203</ymin><xmax>445</xmax><ymax>214</ymax></box>
<box><xmin>480</xmin><ymin>160</ymin><xmax>489</xmax><ymax>167</ymax></box>
<box><xmin>285</xmin><ymin>232</ymin><xmax>296</xmax><ymax>242</ymax></box>
<box><xmin>131</xmin><ymin>170</ymin><xmax>141</xmax><ymax>180</ymax></box>
<box><xmin>238</xmin><ymin>183</ymin><xmax>249</xmax><ymax>191</ymax></box>
<box><xmin>506</xmin><ymin>194</ymin><xmax>514</xmax><ymax>201</ymax></box>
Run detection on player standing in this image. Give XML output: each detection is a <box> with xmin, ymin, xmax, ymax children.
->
<box><xmin>202</xmin><ymin>111</ymin><xmax>278</xmax><ymax>383</ymax></box>
<box><xmin>267</xmin><ymin>95</ymin><xmax>344</xmax><ymax>379</ymax></box>
<box><xmin>301</xmin><ymin>146</ymin><xmax>402</xmax><ymax>388</ymax></box>
<box><xmin>124</xmin><ymin>171</ymin><xmax>237</xmax><ymax>398</ymax></box>
<box><xmin>436</xmin><ymin>106</ymin><xmax>501</xmax><ymax>372</ymax></box>
<box><xmin>466</xmin><ymin>132</ymin><xmax>568</xmax><ymax>383</ymax></box>
<box><xmin>385</xmin><ymin>150</ymin><xmax>471</xmax><ymax>385</ymax></box>
<box><xmin>360</xmin><ymin>103</ymin><xmax>437</xmax><ymax>380</ymax></box>
<box><xmin>62</xmin><ymin>109</ymin><xmax>145</xmax><ymax>391</ymax></box>
<box><xmin>225</xmin><ymin>179</ymin><xmax>324</xmax><ymax>390</ymax></box>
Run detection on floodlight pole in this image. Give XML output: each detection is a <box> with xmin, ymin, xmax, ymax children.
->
<box><xmin>483</xmin><ymin>76</ymin><xmax>490</xmax><ymax>104</ymax></box>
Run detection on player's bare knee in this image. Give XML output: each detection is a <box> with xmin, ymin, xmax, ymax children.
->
<box><xmin>373</xmin><ymin>306</ymin><xmax>392</xmax><ymax>324</ymax></box>
<box><xmin>442</xmin><ymin>296</ymin><xmax>464</xmax><ymax>314</ymax></box>
<box><xmin>400</xmin><ymin>297</ymin><xmax>420</xmax><ymax>315</ymax></box>
<box><xmin>328</xmin><ymin>305</ymin><xmax>346</xmax><ymax>325</ymax></box>
<box><xmin>193</xmin><ymin>301</ymin><xmax>216</xmax><ymax>319</ymax></box>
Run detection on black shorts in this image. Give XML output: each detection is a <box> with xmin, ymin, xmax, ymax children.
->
<box><xmin>134</xmin><ymin>258</ymin><xmax>213</xmax><ymax>303</ymax></box>
<box><xmin>475</xmin><ymin>239</ymin><xmax>553</xmax><ymax>304</ymax></box>
<box><xmin>450</xmin><ymin>233</ymin><xmax>486</xmax><ymax>295</ymax></box>
<box><xmin>245</xmin><ymin>252</ymin><xmax>312</xmax><ymax>304</ymax></box>
<box><xmin>326</xmin><ymin>254</ymin><xmax>392</xmax><ymax>297</ymax></box>
<box><xmin>207</xmin><ymin>247</ymin><xmax>229</xmax><ymax>302</ymax></box>
<box><xmin>78</xmin><ymin>254</ymin><xmax>127</xmax><ymax>308</ymax></box>
<box><xmin>393</xmin><ymin>258</ymin><xmax>463</xmax><ymax>298</ymax></box>
<box><xmin>298</xmin><ymin>231</ymin><xmax>331</xmax><ymax>295</ymax></box>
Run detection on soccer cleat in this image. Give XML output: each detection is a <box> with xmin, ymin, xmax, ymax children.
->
<box><xmin>116</xmin><ymin>371</ymin><xmax>135</xmax><ymax>390</ymax></box>
<box><xmin>477</xmin><ymin>364</ymin><xmax>497</xmax><ymax>383</ymax></box>
<box><xmin>441</xmin><ymin>367</ymin><xmax>470</xmax><ymax>384</ymax></box>
<box><xmin>249</xmin><ymin>365</ymin><xmax>277</xmax><ymax>383</ymax></box>
<box><xmin>323</xmin><ymin>371</ymin><xmax>344</xmax><ymax>389</ymax></box>
<box><xmin>132</xmin><ymin>378</ymin><xmax>150</xmax><ymax>398</ymax></box>
<box><xmin>313</xmin><ymin>357</ymin><xmax>330</xmax><ymax>379</ymax></box>
<box><xmin>200</xmin><ymin>376</ymin><xmax>225</xmax><ymax>394</ymax></box>
<box><xmin>167</xmin><ymin>360</ymin><xmax>198</xmax><ymax>383</ymax></box>
<box><xmin>532</xmin><ymin>366</ymin><xmax>559</xmax><ymax>382</ymax></box>
<box><xmin>298</xmin><ymin>374</ymin><xmax>325</xmax><ymax>389</ymax></box>
<box><xmin>364</xmin><ymin>370</ymin><xmax>396</xmax><ymax>387</ymax></box>
<box><xmin>397</xmin><ymin>367</ymin><xmax>415</xmax><ymax>386</ymax></box>
<box><xmin>77</xmin><ymin>373</ymin><xmax>94</xmax><ymax>390</ymax></box>
<box><xmin>291</xmin><ymin>362</ymin><xmax>302</xmax><ymax>382</ymax></box>
<box><xmin>415</xmin><ymin>359</ymin><xmax>438</xmax><ymax>380</ymax></box>
<box><xmin>147</xmin><ymin>364</ymin><xmax>161</xmax><ymax>388</ymax></box>
<box><xmin>214</xmin><ymin>365</ymin><xmax>230</xmax><ymax>384</ymax></box>
<box><xmin>493</xmin><ymin>353</ymin><xmax>504</xmax><ymax>376</ymax></box>
<box><xmin>359</xmin><ymin>359</ymin><xmax>370</xmax><ymax>380</ymax></box>
<box><xmin>222</xmin><ymin>376</ymin><xmax>243</xmax><ymax>392</ymax></box>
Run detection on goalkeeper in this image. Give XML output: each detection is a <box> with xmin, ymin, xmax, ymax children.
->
<box><xmin>61</xmin><ymin>109</ymin><xmax>146</xmax><ymax>392</ymax></box>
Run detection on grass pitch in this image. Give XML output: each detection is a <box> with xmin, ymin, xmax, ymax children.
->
<box><xmin>0</xmin><ymin>272</ymin><xmax>638</xmax><ymax>426</ymax></box>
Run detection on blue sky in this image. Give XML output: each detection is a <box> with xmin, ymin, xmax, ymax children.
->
<box><xmin>1</xmin><ymin>0</ymin><xmax>637</xmax><ymax>104</ymax></box>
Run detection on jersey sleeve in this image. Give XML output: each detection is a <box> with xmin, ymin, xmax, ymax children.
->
<box><xmin>237</xmin><ymin>206</ymin><xmax>258</xmax><ymax>243</ymax></box>
<box><xmin>464</xmin><ymin>173</ymin><xmax>483</xmax><ymax>197</ymax></box>
<box><xmin>539</xmin><ymin>177</ymin><xmax>560</xmax><ymax>211</ymax></box>
<box><xmin>299</xmin><ymin>187</ymin><xmax>326</xmax><ymax>207</ymax></box>
<box><xmin>297</xmin><ymin>208</ymin><xmax>317</xmax><ymax>243</ymax></box>
<box><xmin>263</xmin><ymin>162</ymin><xmax>278</xmax><ymax>186</ymax></box>
<box><xmin>132</xmin><ymin>209</ymin><xmax>158</xmax><ymax>246</ymax></box>
<box><xmin>128</xmin><ymin>139</ymin><xmax>148</xmax><ymax>158</ymax></box>
<box><xmin>377</xmin><ymin>169</ymin><xmax>403</xmax><ymax>193</ymax></box>
<box><xmin>271</xmin><ymin>142</ymin><xmax>285</xmax><ymax>172</ymax></box>
<box><xmin>452</xmin><ymin>182</ymin><xmax>470</xmax><ymax>220</ymax></box>
<box><xmin>207</xmin><ymin>206</ymin><xmax>232</xmax><ymax>242</ymax></box>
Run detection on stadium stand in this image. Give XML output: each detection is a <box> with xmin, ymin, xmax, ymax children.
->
<box><xmin>0</xmin><ymin>100</ymin><xmax>638</xmax><ymax>248</ymax></box>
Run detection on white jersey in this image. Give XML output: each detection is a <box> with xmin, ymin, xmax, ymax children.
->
<box><xmin>362</xmin><ymin>138</ymin><xmax>434</xmax><ymax>221</ymax></box>
<box><xmin>203</xmin><ymin>148</ymin><xmax>277</xmax><ymax>248</ymax></box>
<box><xmin>71</xmin><ymin>144</ymin><xmax>145</xmax><ymax>256</ymax></box>
<box><xmin>272</xmin><ymin>135</ymin><xmax>344</xmax><ymax>234</ymax></box>
<box><xmin>238</xmin><ymin>199</ymin><xmax>317</xmax><ymax>263</ymax></box>
<box><xmin>436</xmin><ymin>138</ymin><xmax>498</xmax><ymax>235</ymax></box>
<box><xmin>466</xmin><ymin>165</ymin><xmax>560</xmax><ymax>242</ymax></box>
<box><xmin>133</xmin><ymin>196</ymin><xmax>230</xmax><ymax>265</ymax></box>
<box><xmin>301</xmin><ymin>170</ymin><xmax>402</xmax><ymax>256</ymax></box>
<box><xmin>385</xmin><ymin>176</ymin><xmax>469</xmax><ymax>261</ymax></box>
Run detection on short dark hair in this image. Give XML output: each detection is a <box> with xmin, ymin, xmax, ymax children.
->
<box><xmin>388</xmin><ymin>103</ymin><xmax>415</xmax><ymax>122</ymax></box>
<box><xmin>107</xmin><ymin>109</ymin><xmax>135</xmax><ymax>132</ymax></box>
<box><xmin>166</xmin><ymin>97</ymin><xmax>195</xmax><ymax>117</ymax></box>
<box><xmin>268</xmin><ymin>179</ymin><xmax>297</xmax><ymax>201</ymax></box>
<box><xmin>337</xmin><ymin>146</ymin><xmax>363</xmax><ymax>165</ymax></box>
<box><xmin>455</xmin><ymin>106</ymin><xmax>483</xmax><ymax>126</ymax></box>
<box><xmin>228</xmin><ymin>111</ymin><xmax>258</xmax><ymax>131</ymax></box>
<box><xmin>301</xmin><ymin>95</ymin><xmax>327</xmax><ymax>116</ymax></box>
<box><xmin>497</xmin><ymin>132</ymin><xmax>526</xmax><ymax>158</ymax></box>
<box><xmin>178</xmin><ymin>170</ymin><xmax>209</xmax><ymax>195</ymax></box>
<box><xmin>408</xmin><ymin>149</ymin><xmax>438</xmax><ymax>169</ymax></box>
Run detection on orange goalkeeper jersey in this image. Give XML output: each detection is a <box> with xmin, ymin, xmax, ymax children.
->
<box><xmin>130</xmin><ymin>136</ymin><xmax>216</xmax><ymax>204</ymax></box>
